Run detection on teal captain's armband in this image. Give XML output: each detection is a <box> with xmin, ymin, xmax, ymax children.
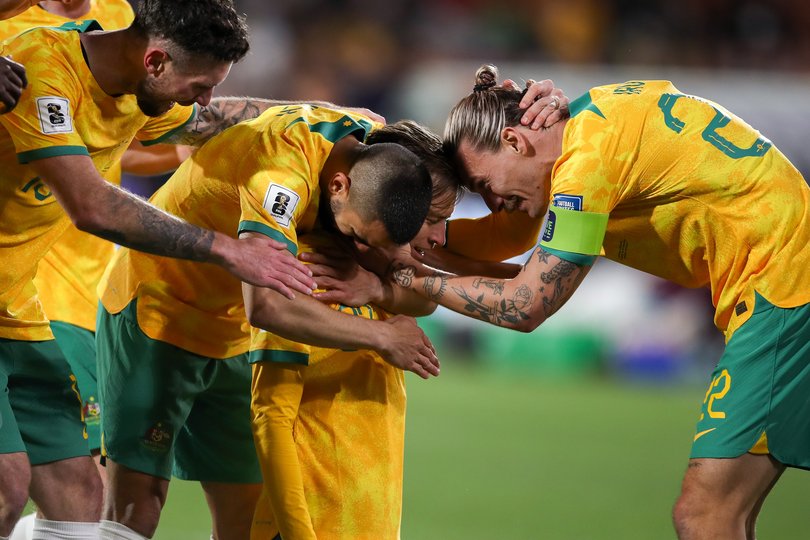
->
<box><xmin>539</xmin><ymin>206</ymin><xmax>608</xmax><ymax>258</ymax></box>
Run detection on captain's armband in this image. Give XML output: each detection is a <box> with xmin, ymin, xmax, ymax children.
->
<box><xmin>539</xmin><ymin>206</ymin><xmax>608</xmax><ymax>256</ymax></box>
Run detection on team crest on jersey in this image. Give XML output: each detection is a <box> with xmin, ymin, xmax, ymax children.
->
<box><xmin>263</xmin><ymin>183</ymin><xmax>300</xmax><ymax>228</ymax></box>
<box><xmin>141</xmin><ymin>421</ymin><xmax>173</xmax><ymax>452</ymax></box>
<box><xmin>552</xmin><ymin>194</ymin><xmax>583</xmax><ymax>211</ymax></box>
<box><xmin>36</xmin><ymin>96</ymin><xmax>73</xmax><ymax>134</ymax></box>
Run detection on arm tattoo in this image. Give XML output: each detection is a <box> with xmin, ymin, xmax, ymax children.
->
<box><xmin>165</xmin><ymin>98</ymin><xmax>265</xmax><ymax>146</ymax></box>
<box><xmin>450</xmin><ymin>283</ymin><xmax>533</xmax><ymax>326</ymax></box>
<box><xmin>392</xmin><ymin>264</ymin><xmax>416</xmax><ymax>288</ymax></box>
<box><xmin>472</xmin><ymin>277</ymin><xmax>504</xmax><ymax>295</ymax></box>
<box><xmin>96</xmin><ymin>191</ymin><xmax>215</xmax><ymax>262</ymax></box>
<box><xmin>540</xmin><ymin>258</ymin><xmax>579</xmax><ymax>317</ymax></box>
<box><xmin>423</xmin><ymin>274</ymin><xmax>447</xmax><ymax>300</ymax></box>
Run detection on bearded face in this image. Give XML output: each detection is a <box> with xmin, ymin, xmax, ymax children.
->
<box><xmin>134</xmin><ymin>76</ymin><xmax>176</xmax><ymax>117</ymax></box>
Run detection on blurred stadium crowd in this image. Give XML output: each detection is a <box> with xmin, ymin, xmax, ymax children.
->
<box><xmin>221</xmin><ymin>0</ymin><xmax>810</xmax><ymax>111</ymax></box>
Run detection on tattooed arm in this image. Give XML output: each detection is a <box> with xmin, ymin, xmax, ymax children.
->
<box><xmin>33</xmin><ymin>154</ymin><xmax>316</xmax><ymax>298</ymax></box>
<box><xmin>392</xmin><ymin>246</ymin><xmax>591</xmax><ymax>331</ymax></box>
<box><xmin>163</xmin><ymin>97</ymin><xmax>384</xmax><ymax>147</ymax></box>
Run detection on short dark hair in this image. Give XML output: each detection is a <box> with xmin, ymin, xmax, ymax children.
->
<box><xmin>366</xmin><ymin>120</ymin><xmax>462</xmax><ymax>206</ymax></box>
<box><xmin>349</xmin><ymin>143</ymin><xmax>433</xmax><ymax>245</ymax></box>
<box><xmin>133</xmin><ymin>0</ymin><xmax>250</xmax><ymax>63</ymax></box>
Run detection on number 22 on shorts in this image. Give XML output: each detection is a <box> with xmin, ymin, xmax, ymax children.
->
<box><xmin>700</xmin><ymin>369</ymin><xmax>731</xmax><ymax>421</ymax></box>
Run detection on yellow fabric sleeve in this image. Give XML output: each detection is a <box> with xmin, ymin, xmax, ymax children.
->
<box><xmin>250</xmin><ymin>362</ymin><xmax>317</xmax><ymax>540</ymax></box>
<box><xmin>446</xmin><ymin>210</ymin><xmax>543</xmax><ymax>261</ymax></box>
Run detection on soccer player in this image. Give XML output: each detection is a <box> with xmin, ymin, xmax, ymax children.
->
<box><xmin>0</xmin><ymin>1</ymin><xmax>319</xmax><ymax>538</ymax></box>
<box><xmin>249</xmin><ymin>121</ymin><xmax>460</xmax><ymax>540</ymax></box>
<box><xmin>95</xmin><ymin>105</ymin><xmax>438</xmax><ymax>540</ymax></box>
<box><xmin>391</xmin><ymin>64</ymin><xmax>810</xmax><ymax>539</ymax></box>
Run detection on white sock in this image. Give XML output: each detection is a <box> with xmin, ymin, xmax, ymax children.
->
<box><xmin>9</xmin><ymin>513</ymin><xmax>35</xmax><ymax>540</ymax></box>
<box><xmin>98</xmin><ymin>521</ymin><xmax>148</xmax><ymax>540</ymax></box>
<box><xmin>31</xmin><ymin>519</ymin><xmax>98</xmax><ymax>540</ymax></box>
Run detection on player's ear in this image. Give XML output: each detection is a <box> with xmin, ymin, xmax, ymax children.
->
<box><xmin>327</xmin><ymin>172</ymin><xmax>352</xmax><ymax>202</ymax></box>
<box><xmin>501</xmin><ymin>127</ymin><xmax>527</xmax><ymax>155</ymax></box>
<box><xmin>143</xmin><ymin>48</ymin><xmax>170</xmax><ymax>76</ymax></box>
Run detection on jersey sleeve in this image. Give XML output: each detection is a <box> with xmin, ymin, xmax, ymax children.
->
<box><xmin>135</xmin><ymin>104</ymin><xmax>197</xmax><ymax>146</ymax></box>
<box><xmin>538</xmin><ymin>94</ymin><xmax>617</xmax><ymax>265</ymax></box>
<box><xmin>250</xmin><ymin>362</ymin><xmax>318</xmax><ymax>540</ymax></box>
<box><xmin>0</xmin><ymin>36</ymin><xmax>88</xmax><ymax>163</ymax></box>
<box><xmin>234</xmin><ymin>134</ymin><xmax>314</xmax><ymax>257</ymax></box>
<box><xmin>446</xmin><ymin>210</ymin><xmax>544</xmax><ymax>261</ymax></box>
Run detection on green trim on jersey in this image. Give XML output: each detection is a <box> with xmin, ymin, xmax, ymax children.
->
<box><xmin>287</xmin><ymin>114</ymin><xmax>373</xmax><ymax>144</ymax></box>
<box><xmin>140</xmin><ymin>105</ymin><xmax>198</xmax><ymax>147</ymax></box>
<box><xmin>17</xmin><ymin>145</ymin><xmax>89</xmax><ymax>163</ymax></box>
<box><xmin>539</xmin><ymin>206</ymin><xmax>608</xmax><ymax>255</ymax></box>
<box><xmin>569</xmin><ymin>91</ymin><xmax>606</xmax><ymax>119</ymax></box>
<box><xmin>55</xmin><ymin>20</ymin><xmax>104</xmax><ymax>32</ymax></box>
<box><xmin>540</xmin><ymin>245</ymin><xmax>596</xmax><ymax>266</ymax></box>
<box><xmin>238</xmin><ymin>220</ymin><xmax>297</xmax><ymax>255</ymax></box>
<box><xmin>249</xmin><ymin>349</ymin><xmax>309</xmax><ymax>366</ymax></box>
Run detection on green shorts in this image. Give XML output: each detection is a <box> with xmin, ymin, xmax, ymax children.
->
<box><xmin>0</xmin><ymin>337</ymin><xmax>90</xmax><ymax>464</ymax></box>
<box><xmin>96</xmin><ymin>301</ymin><xmax>261</xmax><ymax>483</ymax></box>
<box><xmin>51</xmin><ymin>321</ymin><xmax>101</xmax><ymax>451</ymax></box>
<box><xmin>690</xmin><ymin>293</ymin><xmax>810</xmax><ymax>469</ymax></box>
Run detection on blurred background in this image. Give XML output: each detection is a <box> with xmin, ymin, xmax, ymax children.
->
<box><xmin>122</xmin><ymin>0</ymin><xmax>810</xmax><ymax>537</ymax></box>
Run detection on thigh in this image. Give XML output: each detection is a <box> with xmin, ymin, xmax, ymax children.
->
<box><xmin>1</xmin><ymin>338</ymin><xmax>90</xmax><ymax>464</ymax></box>
<box><xmin>96</xmin><ymin>305</ymin><xmax>204</xmax><ymax>480</ymax></box>
<box><xmin>174</xmin><ymin>354</ymin><xmax>262</xmax><ymax>483</ymax></box>
<box><xmin>50</xmin><ymin>321</ymin><xmax>101</xmax><ymax>451</ymax></box>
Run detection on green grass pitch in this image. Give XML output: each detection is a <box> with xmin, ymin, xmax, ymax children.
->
<box><xmin>154</xmin><ymin>363</ymin><xmax>810</xmax><ymax>539</ymax></box>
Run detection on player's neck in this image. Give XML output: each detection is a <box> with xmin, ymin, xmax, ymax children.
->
<box><xmin>79</xmin><ymin>28</ymin><xmax>145</xmax><ymax>97</ymax></box>
<box><xmin>40</xmin><ymin>0</ymin><xmax>91</xmax><ymax>19</ymax></box>
<box><xmin>319</xmin><ymin>136</ymin><xmax>363</xmax><ymax>190</ymax></box>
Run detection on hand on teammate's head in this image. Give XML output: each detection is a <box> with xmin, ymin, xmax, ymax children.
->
<box><xmin>501</xmin><ymin>78</ymin><xmax>569</xmax><ymax>130</ymax></box>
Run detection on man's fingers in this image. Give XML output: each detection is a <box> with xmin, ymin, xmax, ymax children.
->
<box><xmin>312</xmin><ymin>290</ymin><xmax>343</xmax><ymax>303</ymax></box>
<box><xmin>519</xmin><ymin>78</ymin><xmax>555</xmax><ymax>109</ymax></box>
<box><xmin>306</xmin><ymin>263</ymin><xmax>339</xmax><ymax>279</ymax></box>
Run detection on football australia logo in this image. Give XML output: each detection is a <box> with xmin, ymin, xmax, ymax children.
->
<box><xmin>263</xmin><ymin>183</ymin><xmax>300</xmax><ymax>228</ymax></box>
<box><xmin>36</xmin><ymin>96</ymin><xmax>73</xmax><ymax>134</ymax></box>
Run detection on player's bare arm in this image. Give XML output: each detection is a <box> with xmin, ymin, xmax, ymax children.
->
<box><xmin>301</xmin><ymin>246</ymin><xmax>438</xmax><ymax>317</ymax></box>
<box><xmin>242</xmin><ymin>232</ymin><xmax>439</xmax><ymax>379</ymax></box>
<box><xmin>392</xmin><ymin>246</ymin><xmax>590</xmax><ymax>331</ymax></box>
<box><xmin>165</xmin><ymin>98</ymin><xmax>384</xmax><ymax>147</ymax></box>
<box><xmin>32</xmin><ymin>154</ymin><xmax>316</xmax><ymax>298</ymax></box>
<box><xmin>0</xmin><ymin>0</ymin><xmax>35</xmax><ymax>19</ymax></box>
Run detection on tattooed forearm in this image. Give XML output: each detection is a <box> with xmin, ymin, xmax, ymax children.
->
<box><xmin>95</xmin><ymin>187</ymin><xmax>216</xmax><ymax>262</ymax></box>
<box><xmin>165</xmin><ymin>98</ymin><xmax>267</xmax><ymax>146</ymax></box>
<box><xmin>423</xmin><ymin>274</ymin><xmax>447</xmax><ymax>300</ymax></box>
<box><xmin>472</xmin><ymin>277</ymin><xmax>504</xmax><ymax>295</ymax></box>
<box><xmin>450</xmin><ymin>283</ymin><xmax>534</xmax><ymax>327</ymax></box>
<box><xmin>392</xmin><ymin>264</ymin><xmax>416</xmax><ymax>288</ymax></box>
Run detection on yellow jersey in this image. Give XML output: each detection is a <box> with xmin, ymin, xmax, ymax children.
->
<box><xmin>251</xmin><ymin>234</ymin><xmax>404</xmax><ymax>540</ymax></box>
<box><xmin>99</xmin><ymin>105</ymin><xmax>378</xmax><ymax>358</ymax></box>
<box><xmin>544</xmin><ymin>80</ymin><xmax>810</xmax><ymax>338</ymax></box>
<box><xmin>0</xmin><ymin>4</ymin><xmax>135</xmax><ymax>332</ymax></box>
<box><xmin>0</xmin><ymin>1</ymin><xmax>134</xmax><ymax>40</ymax></box>
<box><xmin>0</xmin><ymin>24</ymin><xmax>195</xmax><ymax>340</ymax></box>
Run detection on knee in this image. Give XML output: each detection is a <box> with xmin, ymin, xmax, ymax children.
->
<box><xmin>0</xmin><ymin>481</ymin><xmax>30</xmax><ymax>534</ymax></box>
<box><xmin>673</xmin><ymin>487</ymin><xmax>720</xmax><ymax>540</ymax></box>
